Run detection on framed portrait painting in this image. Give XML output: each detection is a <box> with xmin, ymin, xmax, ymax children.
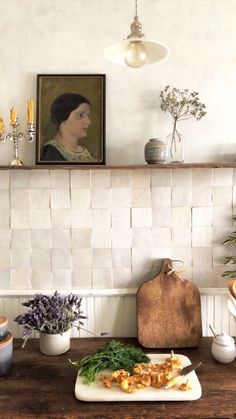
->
<box><xmin>36</xmin><ymin>74</ymin><xmax>106</xmax><ymax>165</ymax></box>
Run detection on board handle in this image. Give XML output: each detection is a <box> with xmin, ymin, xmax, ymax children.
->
<box><xmin>160</xmin><ymin>258</ymin><xmax>184</xmax><ymax>278</ymax></box>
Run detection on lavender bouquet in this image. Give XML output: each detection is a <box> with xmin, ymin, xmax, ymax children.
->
<box><xmin>15</xmin><ymin>291</ymin><xmax>86</xmax><ymax>347</ymax></box>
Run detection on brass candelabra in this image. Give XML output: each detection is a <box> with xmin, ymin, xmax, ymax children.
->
<box><xmin>0</xmin><ymin>117</ymin><xmax>35</xmax><ymax>166</ymax></box>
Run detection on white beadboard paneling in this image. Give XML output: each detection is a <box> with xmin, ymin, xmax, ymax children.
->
<box><xmin>200</xmin><ymin>295</ymin><xmax>207</xmax><ymax>336</ymax></box>
<box><xmin>214</xmin><ymin>295</ymin><xmax>223</xmax><ymax>333</ymax></box>
<box><xmin>1</xmin><ymin>289</ymin><xmax>235</xmax><ymax>339</ymax></box>
<box><xmin>206</xmin><ymin>295</ymin><xmax>214</xmax><ymax>336</ymax></box>
<box><xmin>123</xmin><ymin>295</ymin><xmax>136</xmax><ymax>337</ymax></box>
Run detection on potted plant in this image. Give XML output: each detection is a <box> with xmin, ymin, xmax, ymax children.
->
<box><xmin>15</xmin><ymin>291</ymin><xmax>86</xmax><ymax>355</ymax></box>
<box><xmin>160</xmin><ymin>86</ymin><xmax>206</xmax><ymax>163</ymax></box>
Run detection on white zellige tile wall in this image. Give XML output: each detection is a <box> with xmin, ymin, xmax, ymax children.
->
<box><xmin>0</xmin><ymin>168</ymin><xmax>235</xmax><ymax>337</ymax></box>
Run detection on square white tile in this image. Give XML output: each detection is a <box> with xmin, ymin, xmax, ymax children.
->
<box><xmin>0</xmin><ymin>170</ymin><xmax>9</xmax><ymax>188</ymax></box>
<box><xmin>111</xmin><ymin>228</ymin><xmax>132</xmax><ymax>248</ymax></box>
<box><xmin>72</xmin><ymin>268</ymin><xmax>92</xmax><ymax>288</ymax></box>
<box><xmin>71</xmin><ymin>229</ymin><xmax>91</xmax><ymax>248</ymax></box>
<box><xmin>112</xmin><ymin>208</ymin><xmax>130</xmax><ymax>228</ymax></box>
<box><xmin>72</xmin><ymin>248</ymin><xmax>92</xmax><ymax>269</ymax></box>
<box><xmin>50</xmin><ymin>170</ymin><xmax>70</xmax><ymax>188</ymax></box>
<box><xmin>10</xmin><ymin>189</ymin><xmax>30</xmax><ymax>209</ymax></box>
<box><xmin>172</xmin><ymin>207</ymin><xmax>191</xmax><ymax>227</ymax></box>
<box><xmin>71</xmin><ymin>170</ymin><xmax>91</xmax><ymax>188</ymax></box>
<box><xmin>151</xmin><ymin>187</ymin><xmax>171</xmax><ymax>207</ymax></box>
<box><xmin>52</xmin><ymin>269</ymin><xmax>72</xmax><ymax>288</ymax></box>
<box><xmin>92</xmin><ymin>268</ymin><xmax>112</xmax><ymax>288</ymax></box>
<box><xmin>132</xmin><ymin>208</ymin><xmax>152</xmax><ymax>227</ymax></box>
<box><xmin>11</xmin><ymin>248</ymin><xmax>31</xmax><ymax>269</ymax></box>
<box><xmin>213</xmin><ymin>206</ymin><xmax>233</xmax><ymax>226</ymax></box>
<box><xmin>192</xmin><ymin>227</ymin><xmax>213</xmax><ymax>247</ymax></box>
<box><xmin>51</xmin><ymin>189</ymin><xmax>71</xmax><ymax>208</ymax></box>
<box><xmin>112</xmin><ymin>268</ymin><xmax>132</xmax><ymax>288</ymax></box>
<box><xmin>132</xmin><ymin>228</ymin><xmax>153</xmax><ymax>248</ymax></box>
<box><xmin>172</xmin><ymin>187</ymin><xmax>192</xmax><ymax>206</ymax></box>
<box><xmin>30</xmin><ymin>170</ymin><xmax>50</xmax><ymax>188</ymax></box>
<box><xmin>31</xmin><ymin>229</ymin><xmax>51</xmax><ymax>249</ymax></box>
<box><xmin>152</xmin><ymin>227</ymin><xmax>172</xmax><ymax>248</ymax></box>
<box><xmin>171</xmin><ymin>227</ymin><xmax>191</xmax><ymax>248</ymax></box>
<box><xmin>151</xmin><ymin>169</ymin><xmax>171</xmax><ymax>187</ymax></box>
<box><xmin>192</xmin><ymin>168</ymin><xmax>213</xmax><ymax>187</ymax></box>
<box><xmin>52</xmin><ymin>249</ymin><xmax>72</xmax><ymax>269</ymax></box>
<box><xmin>111</xmin><ymin>170</ymin><xmax>131</xmax><ymax>188</ymax></box>
<box><xmin>0</xmin><ymin>190</ymin><xmax>9</xmax><ymax>208</ymax></box>
<box><xmin>172</xmin><ymin>169</ymin><xmax>192</xmax><ymax>186</ymax></box>
<box><xmin>213</xmin><ymin>168</ymin><xmax>233</xmax><ymax>186</ymax></box>
<box><xmin>132</xmin><ymin>188</ymin><xmax>151</xmax><ymax>207</ymax></box>
<box><xmin>92</xmin><ymin>208</ymin><xmax>111</xmax><ymax>228</ymax></box>
<box><xmin>111</xmin><ymin>188</ymin><xmax>131</xmax><ymax>208</ymax></box>
<box><xmin>192</xmin><ymin>187</ymin><xmax>212</xmax><ymax>206</ymax></box>
<box><xmin>112</xmin><ymin>248</ymin><xmax>131</xmax><ymax>268</ymax></box>
<box><xmin>51</xmin><ymin>209</ymin><xmax>71</xmax><ymax>228</ymax></box>
<box><xmin>11</xmin><ymin>229</ymin><xmax>31</xmax><ymax>249</ymax></box>
<box><xmin>132</xmin><ymin>170</ymin><xmax>150</xmax><ymax>188</ymax></box>
<box><xmin>212</xmin><ymin>187</ymin><xmax>232</xmax><ymax>206</ymax></box>
<box><xmin>92</xmin><ymin>228</ymin><xmax>111</xmax><ymax>248</ymax></box>
<box><xmin>0</xmin><ymin>209</ymin><xmax>9</xmax><ymax>228</ymax></box>
<box><xmin>32</xmin><ymin>249</ymin><xmax>51</xmax><ymax>269</ymax></box>
<box><xmin>92</xmin><ymin>248</ymin><xmax>112</xmax><ymax>268</ymax></box>
<box><xmin>10</xmin><ymin>170</ymin><xmax>30</xmax><ymax>188</ymax></box>
<box><xmin>11</xmin><ymin>209</ymin><xmax>30</xmax><ymax>228</ymax></box>
<box><xmin>91</xmin><ymin>170</ymin><xmax>111</xmax><ymax>188</ymax></box>
<box><xmin>152</xmin><ymin>207</ymin><xmax>172</xmax><ymax>227</ymax></box>
<box><xmin>0</xmin><ymin>229</ymin><xmax>10</xmax><ymax>248</ymax></box>
<box><xmin>92</xmin><ymin>189</ymin><xmax>111</xmax><ymax>208</ymax></box>
<box><xmin>31</xmin><ymin>209</ymin><xmax>51</xmax><ymax>229</ymax></box>
<box><xmin>71</xmin><ymin>189</ymin><xmax>91</xmax><ymax>208</ymax></box>
<box><xmin>31</xmin><ymin>269</ymin><xmax>52</xmax><ymax>289</ymax></box>
<box><xmin>71</xmin><ymin>209</ymin><xmax>92</xmax><ymax>228</ymax></box>
<box><xmin>11</xmin><ymin>269</ymin><xmax>31</xmax><ymax>289</ymax></box>
<box><xmin>192</xmin><ymin>207</ymin><xmax>212</xmax><ymax>226</ymax></box>
<box><xmin>52</xmin><ymin>229</ymin><xmax>71</xmax><ymax>248</ymax></box>
<box><xmin>192</xmin><ymin>247</ymin><xmax>212</xmax><ymax>267</ymax></box>
<box><xmin>30</xmin><ymin>189</ymin><xmax>50</xmax><ymax>209</ymax></box>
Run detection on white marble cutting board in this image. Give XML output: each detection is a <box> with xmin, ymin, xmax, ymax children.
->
<box><xmin>75</xmin><ymin>353</ymin><xmax>202</xmax><ymax>402</ymax></box>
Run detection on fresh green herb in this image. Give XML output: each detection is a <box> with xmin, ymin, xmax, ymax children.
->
<box><xmin>69</xmin><ymin>339</ymin><xmax>150</xmax><ymax>384</ymax></box>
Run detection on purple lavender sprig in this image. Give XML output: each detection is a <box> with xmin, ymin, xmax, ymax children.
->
<box><xmin>14</xmin><ymin>291</ymin><xmax>86</xmax><ymax>347</ymax></box>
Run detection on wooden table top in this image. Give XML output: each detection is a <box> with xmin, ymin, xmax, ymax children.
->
<box><xmin>0</xmin><ymin>337</ymin><xmax>235</xmax><ymax>419</ymax></box>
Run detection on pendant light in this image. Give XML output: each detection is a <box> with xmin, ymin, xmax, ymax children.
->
<box><xmin>104</xmin><ymin>0</ymin><xmax>169</xmax><ymax>68</ymax></box>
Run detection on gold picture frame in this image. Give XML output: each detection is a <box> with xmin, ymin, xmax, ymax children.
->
<box><xmin>36</xmin><ymin>74</ymin><xmax>106</xmax><ymax>165</ymax></box>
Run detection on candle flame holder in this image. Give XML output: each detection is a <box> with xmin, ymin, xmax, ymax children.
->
<box><xmin>0</xmin><ymin>117</ymin><xmax>35</xmax><ymax>166</ymax></box>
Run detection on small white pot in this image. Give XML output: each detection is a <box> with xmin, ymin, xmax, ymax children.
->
<box><xmin>39</xmin><ymin>329</ymin><xmax>71</xmax><ymax>356</ymax></box>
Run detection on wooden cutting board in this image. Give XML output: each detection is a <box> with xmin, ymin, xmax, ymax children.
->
<box><xmin>137</xmin><ymin>258</ymin><xmax>202</xmax><ymax>348</ymax></box>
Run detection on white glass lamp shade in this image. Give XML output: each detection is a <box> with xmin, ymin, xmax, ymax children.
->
<box><xmin>104</xmin><ymin>37</ymin><xmax>169</xmax><ymax>66</ymax></box>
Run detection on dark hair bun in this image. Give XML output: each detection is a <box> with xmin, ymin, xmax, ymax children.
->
<box><xmin>51</xmin><ymin>92</ymin><xmax>90</xmax><ymax>128</ymax></box>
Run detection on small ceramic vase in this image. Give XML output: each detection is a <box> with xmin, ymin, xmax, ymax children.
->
<box><xmin>39</xmin><ymin>328</ymin><xmax>71</xmax><ymax>356</ymax></box>
<box><xmin>0</xmin><ymin>316</ymin><xmax>8</xmax><ymax>341</ymax></box>
<box><xmin>211</xmin><ymin>333</ymin><xmax>236</xmax><ymax>364</ymax></box>
<box><xmin>0</xmin><ymin>333</ymin><xmax>13</xmax><ymax>376</ymax></box>
<box><xmin>144</xmin><ymin>138</ymin><xmax>167</xmax><ymax>164</ymax></box>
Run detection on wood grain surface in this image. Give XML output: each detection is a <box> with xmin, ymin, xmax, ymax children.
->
<box><xmin>137</xmin><ymin>259</ymin><xmax>202</xmax><ymax>348</ymax></box>
<box><xmin>0</xmin><ymin>337</ymin><xmax>235</xmax><ymax>419</ymax></box>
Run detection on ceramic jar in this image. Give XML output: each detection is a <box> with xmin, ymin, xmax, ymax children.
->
<box><xmin>39</xmin><ymin>329</ymin><xmax>71</xmax><ymax>356</ymax></box>
<box><xmin>0</xmin><ymin>316</ymin><xmax>8</xmax><ymax>341</ymax></box>
<box><xmin>211</xmin><ymin>333</ymin><xmax>236</xmax><ymax>364</ymax></box>
<box><xmin>0</xmin><ymin>333</ymin><xmax>13</xmax><ymax>376</ymax></box>
<box><xmin>144</xmin><ymin>138</ymin><xmax>167</xmax><ymax>164</ymax></box>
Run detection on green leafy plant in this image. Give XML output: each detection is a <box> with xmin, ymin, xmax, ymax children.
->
<box><xmin>160</xmin><ymin>86</ymin><xmax>206</xmax><ymax>158</ymax></box>
<box><xmin>69</xmin><ymin>339</ymin><xmax>150</xmax><ymax>384</ymax></box>
<box><xmin>220</xmin><ymin>216</ymin><xmax>236</xmax><ymax>278</ymax></box>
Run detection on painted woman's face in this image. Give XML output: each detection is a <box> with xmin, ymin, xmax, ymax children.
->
<box><xmin>63</xmin><ymin>103</ymin><xmax>91</xmax><ymax>138</ymax></box>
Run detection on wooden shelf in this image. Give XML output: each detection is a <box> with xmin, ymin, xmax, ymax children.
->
<box><xmin>0</xmin><ymin>163</ymin><xmax>236</xmax><ymax>170</ymax></box>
